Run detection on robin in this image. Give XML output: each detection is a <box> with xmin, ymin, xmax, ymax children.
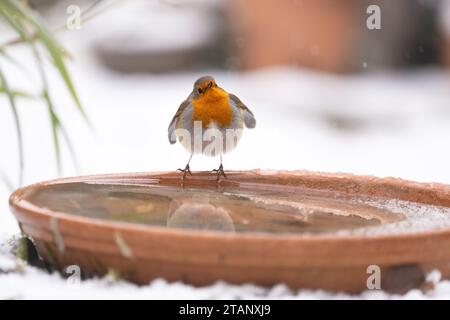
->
<box><xmin>168</xmin><ymin>76</ymin><xmax>256</xmax><ymax>180</ymax></box>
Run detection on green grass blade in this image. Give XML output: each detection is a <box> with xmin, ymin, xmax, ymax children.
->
<box><xmin>0</xmin><ymin>3</ymin><xmax>29</xmax><ymax>40</ymax></box>
<box><xmin>0</xmin><ymin>87</ymin><xmax>35</xmax><ymax>99</ymax></box>
<box><xmin>0</xmin><ymin>0</ymin><xmax>89</xmax><ymax>177</ymax></box>
<box><xmin>0</xmin><ymin>0</ymin><xmax>108</xmax><ymax>49</ymax></box>
<box><xmin>42</xmin><ymin>90</ymin><xmax>62</xmax><ymax>176</ymax></box>
<box><xmin>2</xmin><ymin>0</ymin><xmax>90</xmax><ymax>125</ymax></box>
<box><xmin>0</xmin><ymin>65</ymin><xmax>24</xmax><ymax>185</ymax></box>
<box><xmin>52</xmin><ymin>111</ymin><xmax>81</xmax><ymax>174</ymax></box>
<box><xmin>10</xmin><ymin>9</ymin><xmax>63</xmax><ymax>176</ymax></box>
<box><xmin>0</xmin><ymin>47</ymin><xmax>25</xmax><ymax>70</ymax></box>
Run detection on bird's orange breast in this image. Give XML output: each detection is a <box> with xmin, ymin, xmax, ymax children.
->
<box><xmin>192</xmin><ymin>88</ymin><xmax>232</xmax><ymax>128</ymax></box>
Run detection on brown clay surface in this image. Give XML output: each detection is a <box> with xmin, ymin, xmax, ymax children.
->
<box><xmin>9</xmin><ymin>170</ymin><xmax>450</xmax><ymax>293</ymax></box>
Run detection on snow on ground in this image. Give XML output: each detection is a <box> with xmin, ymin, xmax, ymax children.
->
<box><xmin>2</xmin><ymin>238</ymin><xmax>450</xmax><ymax>300</ymax></box>
<box><xmin>1</xmin><ymin>1</ymin><xmax>450</xmax><ymax>299</ymax></box>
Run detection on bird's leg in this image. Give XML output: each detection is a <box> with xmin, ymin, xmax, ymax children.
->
<box><xmin>177</xmin><ymin>154</ymin><xmax>193</xmax><ymax>180</ymax></box>
<box><xmin>212</xmin><ymin>155</ymin><xmax>227</xmax><ymax>181</ymax></box>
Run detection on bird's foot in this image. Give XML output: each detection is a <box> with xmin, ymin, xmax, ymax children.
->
<box><xmin>212</xmin><ymin>164</ymin><xmax>227</xmax><ymax>181</ymax></box>
<box><xmin>177</xmin><ymin>164</ymin><xmax>192</xmax><ymax>180</ymax></box>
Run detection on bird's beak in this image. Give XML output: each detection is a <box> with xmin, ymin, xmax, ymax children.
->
<box><xmin>207</xmin><ymin>82</ymin><xmax>213</xmax><ymax>90</ymax></box>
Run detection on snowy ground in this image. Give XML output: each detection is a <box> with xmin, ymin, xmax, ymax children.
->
<box><xmin>1</xmin><ymin>1</ymin><xmax>450</xmax><ymax>299</ymax></box>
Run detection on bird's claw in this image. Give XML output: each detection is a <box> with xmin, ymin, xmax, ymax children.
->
<box><xmin>212</xmin><ymin>164</ymin><xmax>227</xmax><ymax>181</ymax></box>
<box><xmin>177</xmin><ymin>164</ymin><xmax>192</xmax><ymax>180</ymax></box>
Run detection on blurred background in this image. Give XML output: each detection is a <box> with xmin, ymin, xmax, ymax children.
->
<box><xmin>1</xmin><ymin>0</ymin><xmax>450</xmax><ymax>234</ymax></box>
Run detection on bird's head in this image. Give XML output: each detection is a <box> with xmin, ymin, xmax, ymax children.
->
<box><xmin>193</xmin><ymin>75</ymin><xmax>218</xmax><ymax>98</ymax></box>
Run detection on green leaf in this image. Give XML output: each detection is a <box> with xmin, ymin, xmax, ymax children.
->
<box><xmin>42</xmin><ymin>90</ymin><xmax>62</xmax><ymax>175</ymax></box>
<box><xmin>0</xmin><ymin>0</ymin><xmax>97</xmax><ymax>179</ymax></box>
<box><xmin>0</xmin><ymin>86</ymin><xmax>35</xmax><ymax>99</ymax></box>
<box><xmin>52</xmin><ymin>108</ymin><xmax>81</xmax><ymax>173</ymax></box>
<box><xmin>0</xmin><ymin>47</ymin><xmax>25</xmax><ymax>70</ymax></box>
<box><xmin>1</xmin><ymin>0</ymin><xmax>90</xmax><ymax>125</ymax></box>
<box><xmin>0</xmin><ymin>65</ymin><xmax>24</xmax><ymax>185</ymax></box>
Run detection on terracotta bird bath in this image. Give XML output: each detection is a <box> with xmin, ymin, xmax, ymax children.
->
<box><xmin>9</xmin><ymin>170</ymin><xmax>450</xmax><ymax>293</ymax></box>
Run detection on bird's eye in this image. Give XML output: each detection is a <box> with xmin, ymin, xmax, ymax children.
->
<box><xmin>197</xmin><ymin>88</ymin><xmax>202</xmax><ymax>94</ymax></box>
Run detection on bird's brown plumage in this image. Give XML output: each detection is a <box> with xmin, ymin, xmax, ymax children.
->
<box><xmin>168</xmin><ymin>98</ymin><xmax>190</xmax><ymax>144</ymax></box>
<box><xmin>229</xmin><ymin>93</ymin><xmax>256</xmax><ymax>129</ymax></box>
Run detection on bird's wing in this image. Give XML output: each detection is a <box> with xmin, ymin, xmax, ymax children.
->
<box><xmin>168</xmin><ymin>99</ymin><xmax>191</xmax><ymax>144</ymax></box>
<box><xmin>229</xmin><ymin>93</ymin><xmax>256</xmax><ymax>128</ymax></box>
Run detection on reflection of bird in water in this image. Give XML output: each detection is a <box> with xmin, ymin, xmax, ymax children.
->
<box><xmin>167</xmin><ymin>200</ymin><xmax>235</xmax><ymax>232</ymax></box>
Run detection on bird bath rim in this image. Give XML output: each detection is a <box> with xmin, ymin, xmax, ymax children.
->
<box><xmin>9</xmin><ymin>170</ymin><xmax>450</xmax><ymax>292</ymax></box>
<box><xmin>9</xmin><ymin>170</ymin><xmax>450</xmax><ymax>241</ymax></box>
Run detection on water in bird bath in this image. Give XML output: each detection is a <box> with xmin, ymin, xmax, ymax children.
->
<box><xmin>19</xmin><ymin>180</ymin><xmax>450</xmax><ymax>237</ymax></box>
